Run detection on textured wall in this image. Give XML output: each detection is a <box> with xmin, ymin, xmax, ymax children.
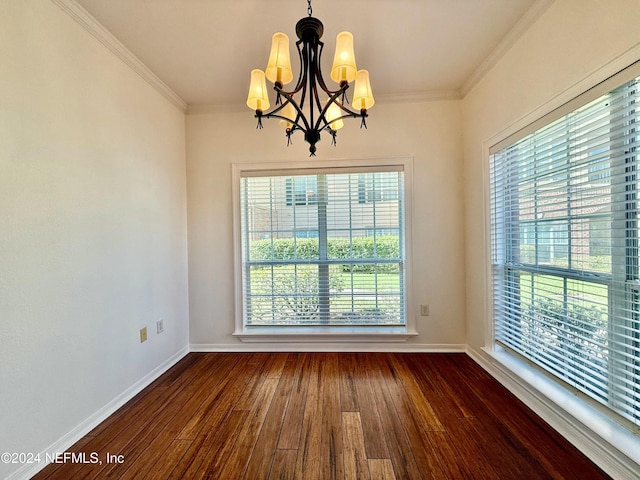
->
<box><xmin>462</xmin><ymin>0</ymin><xmax>640</xmax><ymax>351</ymax></box>
<box><xmin>186</xmin><ymin>99</ymin><xmax>465</xmax><ymax>349</ymax></box>
<box><xmin>0</xmin><ymin>2</ymin><xmax>189</xmax><ymax>478</ymax></box>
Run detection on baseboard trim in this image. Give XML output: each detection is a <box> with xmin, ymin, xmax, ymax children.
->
<box><xmin>9</xmin><ymin>346</ymin><xmax>189</xmax><ymax>480</ymax></box>
<box><xmin>8</xmin><ymin>344</ymin><xmax>635</xmax><ymax>479</ymax></box>
<box><xmin>189</xmin><ymin>343</ymin><xmax>466</xmax><ymax>353</ymax></box>
<box><xmin>466</xmin><ymin>346</ymin><xmax>640</xmax><ymax>480</ymax></box>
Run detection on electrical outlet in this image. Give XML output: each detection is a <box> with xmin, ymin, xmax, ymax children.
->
<box><xmin>420</xmin><ymin>304</ymin><xmax>430</xmax><ymax>316</ymax></box>
<box><xmin>140</xmin><ymin>327</ymin><xmax>147</xmax><ymax>343</ymax></box>
<box><xmin>157</xmin><ymin>319</ymin><xmax>164</xmax><ymax>334</ymax></box>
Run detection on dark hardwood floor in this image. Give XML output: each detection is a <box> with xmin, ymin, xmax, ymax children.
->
<box><xmin>32</xmin><ymin>353</ymin><xmax>610</xmax><ymax>479</ymax></box>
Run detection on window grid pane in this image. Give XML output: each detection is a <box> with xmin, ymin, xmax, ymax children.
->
<box><xmin>241</xmin><ymin>169</ymin><xmax>405</xmax><ymax>327</ymax></box>
<box><xmin>491</xmin><ymin>76</ymin><xmax>640</xmax><ymax>426</ymax></box>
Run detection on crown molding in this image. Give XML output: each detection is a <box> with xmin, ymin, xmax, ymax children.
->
<box><xmin>51</xmin><ymin>0</ymin><xmax>187</xmax><ymax>112</ymax></box>
<box><xmin>50</xmin><ymin>0</ymin><xmax>551</xmax><ymax>113</ymax></box>
<box><xmin>375</xmin><ymin>90</ymin><xmax>462</xmax><ymax>103</ymax></box>
<box><xmin>460</xmin><ymin>0</ymin><xmax>555</xmax><ymax>98</ymax></box>
<box><xmin>186</xmin><ymin>103</ymin><xmax>246</xmax><ymax>115</ymax></box>
<box><xmin>186</xmin><ymin>89</ymin><xmax>462</xmax><ymax>115</ymax></box>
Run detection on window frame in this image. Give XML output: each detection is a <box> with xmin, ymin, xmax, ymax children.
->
<box><xmin>232</xmin><ymin>157</ymin><xmax>417</xmax><ymax>343</ymax></box>
<box><xmin>487</xmin><ymin>62</ymin><xmax>640</xmax><ymax>429</ymax></box>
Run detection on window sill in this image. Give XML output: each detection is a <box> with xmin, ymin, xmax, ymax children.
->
<box><xmin>481</xmin><ymin>346</ymin><xmax>640</xmax><ymax>474</ymax></box>
<box><xmin>233</xmin><ymin>326</ymin><xmax>418</xmax><ymax>343</ymax></box>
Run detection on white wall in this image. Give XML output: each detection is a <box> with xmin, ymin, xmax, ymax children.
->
<box><xmin>186</xmin><ymin>99</ymin><xmax>465</xmax><ymax>349</ymax></box>
<box><xmin>462</xmin><ymin>0</ymin><xmax>640</xmax><ymax>357</ymax></box>
<box><xmin>0</xmin><ymin>2</ymin><xmax>189</xmax><ymax>478</ymax></box>
<box><xmin>462</xmin><ymin>0</ymin><xmax>640</xmax><ymax>475</ymax></box>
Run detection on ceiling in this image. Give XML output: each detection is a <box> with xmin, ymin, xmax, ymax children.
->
<box><xmin>75</xmin><ymin>0</ymin><xmax>538</xmax><ymax>108</ymax></box>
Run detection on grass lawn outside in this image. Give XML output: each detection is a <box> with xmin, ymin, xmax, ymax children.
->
<box><xmin>246</xmin><ymin>266</ymin><xmax>403</xmax><ymax>325</ymax></box>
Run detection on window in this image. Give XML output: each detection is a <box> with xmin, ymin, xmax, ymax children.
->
<box><xmin>236</xmin><ymin>163</ymin><xmax>406</xmax><ymax>330</ymax></box>
<box><xmin>286</xmin><ymin>176</ymin><xmax>317</xmax><ymax>206</ymax></box>
<box><xmin>358</xmin><ymin>172</ymin><xmax>399</xmax><ymax>204</ymax></box>
<box><xmin>490</xmin><ymin>72</ymin><xmax>640</xmax><ymax>426</ymax></box>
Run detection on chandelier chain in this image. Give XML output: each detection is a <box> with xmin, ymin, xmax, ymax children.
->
<box><xmin>307</xmin><ymin>0</ymin><xmax>312</xmax><ymax>17</ymax></box>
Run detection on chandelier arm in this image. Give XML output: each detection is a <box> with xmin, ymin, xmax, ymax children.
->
<box><xmin>309</xmin><ymin>57</ymin><xmax>322</xmax><ymax>132</ymax></box>
<box><xmin>259</xmin><ymin>112</ymin><xmax>306</xmax><ymax>131</ymax></box>
<box><xmin>311</xmin><ymin>41</ymin><xmax>334</xmax><ymax>96</ymax></box>
<box><xmin>265</xmin><ymin>40</ymin><xmax>307</xmax><ymax>130</ymax></box>
<box><xmin>309</xmin><ymin>37</ymin><xmax>324</xmax><ymax>120</ymax></box>
<box><xmin>287</xmin><ymin>39</ymin><xmax>307</xmax><ymax>97</ymax></box>
<box><xmin>257</xmin><ymin>97</ymin><xmax>297</xmax><ymax>126</ymax></box>
<box><xmin>262</xmin><ymin>99</ymin><xmax>288</xmax><ymax>116</ymax></box>
<box><xmin>330</xmin><ymin>86</ymin><xmax>369</xmax><ymax>117</ymax></box>
<box><xmin>335</xmin><ymin>105</ymin><xmax>367</xmax><ymax>119</ymax></box>
<box><xmin>305</xmin><ymin>38</ymin><xmax>321</xmax><ymax>131</ymax></box>
<box><xmin>310</xmin><ymin>39</ymin><xmax>339</xmax><ymax>132</ymax></box>
<box><xmin>313</xmin><ymin>84</ymin><xmax>358</xmax><ymax>131</ymax></box>
<box><xmin>252</xmin><ymin>85</ymin><xmax>309</xmax><ymax>134</ymax></box>
<box><xmin>314</xmin><ymin>93</ymin><xmax>338</xmax><ymax>132</ymax></box>
<box><xmin>290</xmin><ymin>41</ymin><xmax>311</xmax><ymax>131</ymax></box>
<box><xmin>329</xmin><ymin>111</ymin><xmax>364</xmax><ymax>122</ymax></box>
<box><xmin>267</xmin><ymin>87</ymin><xmax>311</xmax><ymax>133</ymax></box>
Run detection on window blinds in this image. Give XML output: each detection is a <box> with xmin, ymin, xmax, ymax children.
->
<box><xmin>240</xmin><ymin>167</ymin><xmax>405</xmax><ymax>327</ymax></box>
<box><xmin>491</xmin><ymin>75</ymin><xmax>640</xmax><ymax>426</ymax></box>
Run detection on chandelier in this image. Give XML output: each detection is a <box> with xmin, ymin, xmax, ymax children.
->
<box><xmin>246</xmin><ymin>0</ymin><xmax>374</xmax><ymax>156</ymax></box>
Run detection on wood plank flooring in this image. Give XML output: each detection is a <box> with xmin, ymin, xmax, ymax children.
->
<box><xmin>32</xmin><ymin>353</ymin><xmax>610</xmax><ymax>479</ymax></box>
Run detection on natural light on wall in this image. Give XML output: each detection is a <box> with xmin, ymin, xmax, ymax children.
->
<box><xmin>490</xmin><ymin>68</ymin><xmax>640</xmax><ymax>427</ymax></box>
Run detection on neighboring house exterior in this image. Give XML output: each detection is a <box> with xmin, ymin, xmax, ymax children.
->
<box><xmin>245</xmin><ymin>172</ymin><xmax>401</xmax><ymax>242</ymax></box>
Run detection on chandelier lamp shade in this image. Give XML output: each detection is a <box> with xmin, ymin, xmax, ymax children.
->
<box><xmin>246</xmin><ymin>0</ymin><xmax>374</xmax><ymax>156</ymax></box>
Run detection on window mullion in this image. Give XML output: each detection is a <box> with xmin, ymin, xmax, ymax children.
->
<box><xmin>242</xmin><ymin>178</ymin><xmax>253</xmax><ymax>323</ymax></box>
<box><xmin>349</xmin><ymin>176</ymin><xmax>355</xmax><ymax>312</ymax></box>
<box><xmin>317</xmin><ymin>174</ymin><xmax>330</xmax><ymax>324</ymax></box>
<box><xmin>492</xmin><ymin>74</ymin><xmax>640</xmax><ymax>426</ymax></box>
<box><xmin>567</xmin><ymin>117</ymin><xmax>573</xmax><ymax>272</ymax></box>
<box><xmin>398</xmin><ymin>172</ymin><xmax>406</xmax><ymax>324</ymax></box>
<box><xmin>240</xmin><ymin>164</ymin><xmax>406</xmax><ymax>329</ymax></box>
<box><xmin>610</xmin><ymin>88</ymin><xmax>636</xmax><ymax>414</ymax></box>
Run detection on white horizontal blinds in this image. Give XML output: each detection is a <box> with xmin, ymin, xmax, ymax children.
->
<box><xmin>491</xmin><ymin>75</ymin><xmax>640</xmax><ymax>426</ymax></box>
<box><xmin>241</xmin><ymin>167</ymin><xmax>405</xmax><ymax>326</ymax></box>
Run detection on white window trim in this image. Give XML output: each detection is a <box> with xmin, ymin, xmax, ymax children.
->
<box><xmin>231</xmin><ymin>156</ymin><xmax>417</xmax><ymax>342</ymax></box>
<box><xmin>480</xmin><ymin>55</ymin><xmax>640</xmax><ymax>477</ymax></box>
<box><xmin>472</xmin><ymin>346</ymin><xmax>640</xmax><ymax>478</ymax></box>
<box><xmin>484</xmin><ymin>58</ymin><xmax>640</xmax><ymax>348</ymax></box>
